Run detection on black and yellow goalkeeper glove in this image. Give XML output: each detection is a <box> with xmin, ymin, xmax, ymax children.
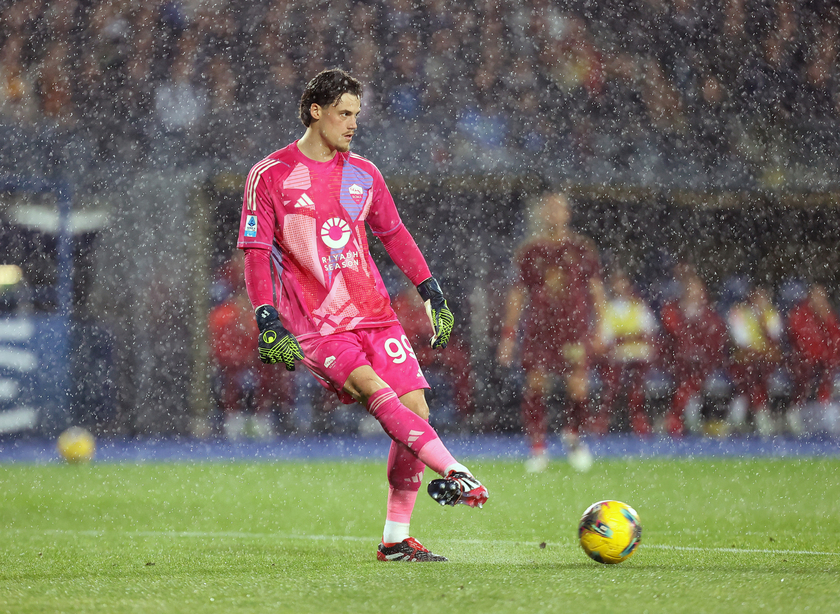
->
<box><xmin>255</xmin><ymin>305</ymin><xmax>304</xmax><ymax>370</ymax></box>
<box><xmin>417</xmin><ymin>277</ymin><xmax>454</xmax><ymax>349</ymax></box>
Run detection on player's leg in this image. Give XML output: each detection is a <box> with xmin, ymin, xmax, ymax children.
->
<box><xmin>298</xmin><ymin>329</ymin><xmax>485</xmax><ymax>561</ymax></box>
<box><xmin>345</xmin><ymin>367</ymin><xmax>478</xmax><ymax>482</ymax></box>
<box><xmin>376</xmin><ymin>389</ymin><xmax>448</xmax><ymax>561</ymax></box>
<box><xmin>342</xmin><ymin>365</ymin><xmax>488</xmax><ymax>514</ymax></box>
<box><xmin>749</xmin><ymin>362</ymin><xmax>774</xmax><ymax>437</ymax></box>
<box><xmin>665</xmin><ymin>364</ymin><xmax>699</xmax><ymax>436</ymax></box>
<box><xmin>627</xmin><ymin>362</ymin><xmax>652</xmax><ymax>436</ymax></box>
<box><xmin>562</xmin><ymin>359</ymin><xmax>594</xmax><ymax>472</ymax></box>
<box><xmin>594</xmin><ymin>360</ymin><xmax>620</xmax><ymax>435</ymax></box>
<box><xmin>521</xmin><ymin>367</ymin><xmax>550</xmax><ymax>472</ymax></box>
<box><xmin>379</xmin><ymin>389</ymin><xmax>427</xmax><ymax>547</ymax></box>
<box><xmin>565</xmin><ymin>358</ymin><xmax>590</xmax><ymax>432</ymax></box>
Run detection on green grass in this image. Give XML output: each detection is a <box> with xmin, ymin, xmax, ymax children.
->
<box><xmin>2</xmin><ymin>457</ymin><xmax>839</xmax><ymax>613</ymax></box>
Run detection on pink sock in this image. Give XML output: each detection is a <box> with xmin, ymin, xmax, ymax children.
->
<box><xmin>367</xmin><ymin>388</ymin><xmax>458</xmax><ymax>476</ymax></box>
<box><xmin>381</xmin><ymin>441</ymin><xmax>424</xmax><ymax>545</ymax></box>
<box><xmin>387</xmin><ymin>439</ymin><xmax>425</xmax><ymax>492</ymax></box>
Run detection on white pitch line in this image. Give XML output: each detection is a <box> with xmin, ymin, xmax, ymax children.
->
<box><xmin>645</xmin><ymin>544</ymin><xmax>840</xmax><ymax>556</ymax></box>
<box><xmin>7</xmin><ymin>529</ymin><xmax>840</xmax><ymax>557</ymax></box>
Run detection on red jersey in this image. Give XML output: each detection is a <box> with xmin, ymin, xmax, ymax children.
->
<box><xmin>516</xmin><ymin>235</ymin><xmax>601</xmax><ymax>344</ymax></box>
<box><xmin>208</xmin><ymin>299</ymin><xmax>257</xmax><ymax>369</ymax></box>
<box><xmin>237</xmin><ymin>141</ymin><xmax>424</xmax><ymax>340</ymax></box>
<box><xmin>660</xmin><ymin>299</ymin><xmax>728</xmax><ymax>374</ymax></box>
<box><xmin>788</xmin><ymin>299</ymin><xmax>840</xmax><ymax>366</ymax></box>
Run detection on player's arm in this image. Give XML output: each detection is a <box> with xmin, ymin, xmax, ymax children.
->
<box><xmin>378</xmin><ymin>225</ymin><xmax>453</xmax><ymax>349</ymax></box>
<box><xmin>497</xmin><ymin>282</ymin><xmax>527</xmax><ymax>367</ymax></box>
<box><xmin>238</xmin><ymin>163</ymin><xmax>304</xmax><ymax>371</ymax></box>
<box><xmin>242</xmin><ymin>248</ymin><xmax>303</xmax><ymax>371</ymax></box>
<box><xmin>368</xmin><ymin>171</ymin><xmax>453</xmax><ymax>349</ymax></box>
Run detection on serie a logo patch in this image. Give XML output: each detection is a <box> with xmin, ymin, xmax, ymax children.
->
<box><xmin>245</xmin><ymin>215</ymin><xmax>258</xmax><ymax>237</ymax></box>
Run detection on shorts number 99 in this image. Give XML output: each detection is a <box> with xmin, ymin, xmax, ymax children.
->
<box><xmin>384</xmin><ymin>336</ymin><xmax>416</xmax><ymax>364</ymax></box>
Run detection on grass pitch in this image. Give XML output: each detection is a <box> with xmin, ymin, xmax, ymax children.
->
<box><xmin>2</xmin><ymin>455</ymin><xmax>839</xmax><ymax>613</ymax></box>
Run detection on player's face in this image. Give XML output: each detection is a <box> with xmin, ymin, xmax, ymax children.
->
<box><xmin>313</xmin><ymin>93</ymin><xmax>360</xmax><ymax>153</ymax></box>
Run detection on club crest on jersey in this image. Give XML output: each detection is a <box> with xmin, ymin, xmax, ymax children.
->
<box><xmin>244</xmin><ymin>215</ymin><xmax>258</xmax><ymax>237</ymax></box>
<box><xmin>321</xmin><ymin>217</ymin><xmax>351</xmax><ymax>249</ymax></box>
<box><xmin>348</xmin><ymin>183</ymin><xmax>364</xmax><ymax>205</ymax></box>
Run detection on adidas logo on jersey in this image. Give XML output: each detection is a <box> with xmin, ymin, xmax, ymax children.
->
<box><xmin>295</xmin><ymin>193</ymin><xmax>314</xmax><ymax>208</ymax></box>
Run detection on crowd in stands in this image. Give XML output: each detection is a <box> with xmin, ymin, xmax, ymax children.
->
<box><xmin>2</xmin><ymin>0</ymin><xmax>840</xmax><ymax>188</ymax></box>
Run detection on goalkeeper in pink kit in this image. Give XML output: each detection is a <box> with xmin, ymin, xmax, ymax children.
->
<box><xmin>237</xmin><ymin>69</ymin><xmax>488</xmax><ymax>562</ymax></box>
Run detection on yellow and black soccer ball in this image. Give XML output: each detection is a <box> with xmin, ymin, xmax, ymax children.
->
<box><xmin>578</xmin><ymin>500</ymin><xmax>642</xmax><ymax>564</ymax></box>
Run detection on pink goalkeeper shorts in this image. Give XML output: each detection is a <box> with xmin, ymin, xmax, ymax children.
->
<box><xmin>299</xmin><ymin>323</ymin><xmax>430</xmax><ymax>404</ymax></box>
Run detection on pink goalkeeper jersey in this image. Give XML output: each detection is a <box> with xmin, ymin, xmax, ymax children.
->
<box><xmin>237</xmin><ymin>141</ymin><xmax>406</xmax><ymax>340</ymax></box>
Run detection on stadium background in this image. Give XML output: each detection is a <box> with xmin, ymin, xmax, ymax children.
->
<box><xmin>1</xmin><ymin>0</ymin><xmax>839</xmax><ymax>438</ymax></box>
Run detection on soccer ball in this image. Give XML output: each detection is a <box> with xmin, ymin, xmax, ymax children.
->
<box><xmin>57</xmin><ymin>427</ymin><xmax>96</xmax><ymax>464</ymax></box>
<box><xmin>578</xmin><ymin>500</ymin><xmax>642</xmax><ymax>564</ymax></box>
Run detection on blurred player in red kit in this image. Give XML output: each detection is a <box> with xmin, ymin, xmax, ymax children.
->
<box><xmin>659</xmin><ymin>266</ymin><xmax>729</xmax><ymax>436</ymax></box>
<box><xmin>594</xmin><ymin>268</ymin><xmax>659</xmax><ymax>436</ymax></box>
<box><xmin>786</xmin><ymin>284</ymin><xmax>840</xmax><ymax>433</ymax></box>
<box><xmin>725</xmin><ymin>284</ymin><xmax>784</xmax><ymax>436</ymax></box>
<box><xmin>497</xmin><ymin>191</ymin><xmax>605</xmax><ymax>472</ymax></box>
<box><xmin>237</xmin><ymin>69</ymin><xmax>487</xmax><ymax>562</ymax></box>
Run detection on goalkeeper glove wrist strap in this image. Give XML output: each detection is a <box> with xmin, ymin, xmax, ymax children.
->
<box><xmin>255</xmin><ymin>304</ymin><xmax>280</xmax><ymax>332</ymax></box>
<box><xmin>417</xmin><ymin>277</ymin><xmax>442</xmax><ymax>302</ymax></box>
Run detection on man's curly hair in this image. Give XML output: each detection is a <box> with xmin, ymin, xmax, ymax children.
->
<box><xmin>299</xmin><ymin>69</ymin><xmax>363</xmax><ymax>127</ymax></box>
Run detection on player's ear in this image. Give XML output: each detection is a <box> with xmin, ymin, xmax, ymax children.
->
<box><xmin>309</xmin><ymin>103</ymin><xmax>322</xmax><ymax>121</ymax></box>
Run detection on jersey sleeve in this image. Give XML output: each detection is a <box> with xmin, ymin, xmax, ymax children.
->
<box><xmin>243</xmin><ymin>247</ymin><xmax>275</xmax><ymax>309</ymax></box>
<box><xmin>364</xmin><ymin>166</ymin><xmax>403</xmax><ymax>237</ymax></box>
<box><xmin>379</xmin><ymin>224</ymin><xmax>432</xmax><ymax>286</ymax></box>
<box><xmin>237</xmin><ymin>164</ymin><xmax>279</xmax><ymax>250</ymax></box>
<box><xmin>363</xmin><ymin>164</ymin><xmax>432</xmax><ymax>285</ymax></box>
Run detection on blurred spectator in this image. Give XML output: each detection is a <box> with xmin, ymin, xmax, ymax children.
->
<box><xmin>195</xmin><ymin>55</ymin><xmax>249</xmax><ymax>164</ymax></box>
<box><xmin>0</xmin><ymin>33</ymin><xmax>37</xmax><ymax>124</ymax></box>
<box><xmin>594</xmin><ymin>269</ymin><xmax>659</xmax><ymax>435</ymax></box>
<box><xmin>208</xmin><ymin>255</ymin><xmax>291</xmax><ymax>439</ymax></box>
<box><xmin>36</xmin><ymin>40</ymin><xmax>75</xmax><ymax>127</ymax></box>
<box><xmin>659</xmin><ymin>266</ymin><xmax>730</xmax><ymax>436</ymax></box>
<box><xmin>0</xmin><ymin>0</ymin><xmax>838</xmax><ymax>188</ymax></box>
<box><xmin>153</xmin><ymin>36</ymin><xmax>206</xmax><ymax>136</ymax></box>
<box><xmin>725</xmin><ymin>284</ymin><xmax>784</xmax><ymax>436</ymax></box>
<box><xmin>688</xmin><ymin>70</ymin><xmax>736</xmax><ymax>172</ymax></box>
<box><xmin>786</xmin><ymin>284</ymin><xmax>840</xmax><ymax>434</ymax></box>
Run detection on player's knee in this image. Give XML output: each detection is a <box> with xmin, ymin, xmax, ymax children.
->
<box><xmin>400</xmin><ymin>390</ymin><xmax>429</xmax><ymax>421</ymax></box>
<box><xmin>344</xmin><ymin>366</ymin><xmax>388</xmax><ymax>405</ymax></box>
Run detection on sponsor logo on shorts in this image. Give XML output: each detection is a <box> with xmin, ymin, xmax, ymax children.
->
<box><xmin>324</xmin><ymin>356</ymin><xmax>336</xmax><ymax>368</ymax></box>
<box><xmin>244</xmin><ymin>215</ymin><xmax>258</xmax><ymax>237</ymax></box>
